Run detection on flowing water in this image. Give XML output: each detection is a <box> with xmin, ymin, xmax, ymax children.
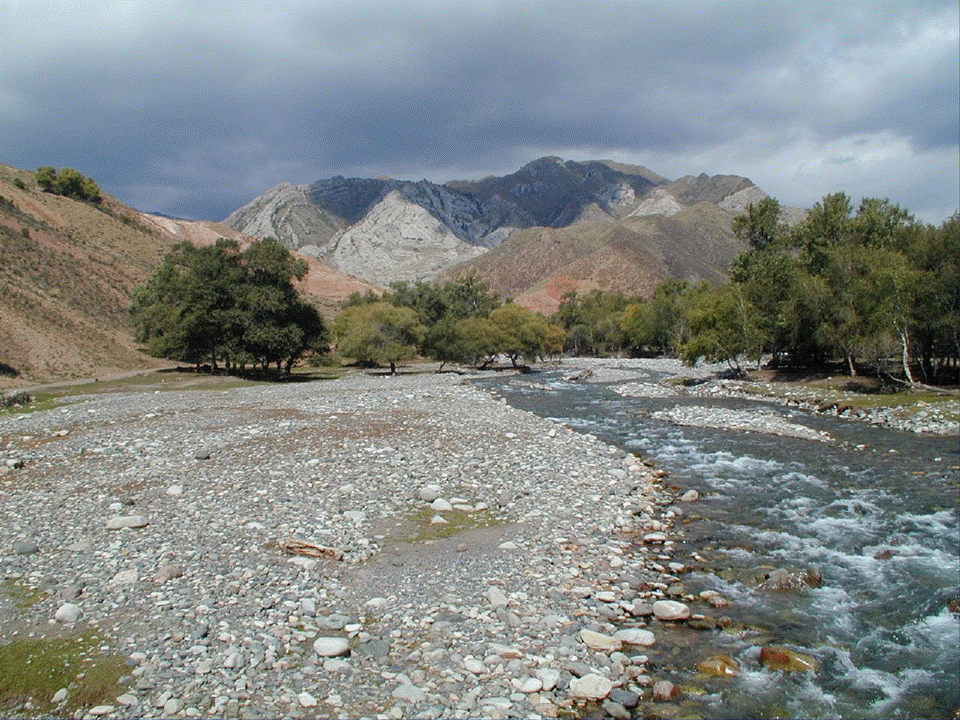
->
<box><xmin>476</xmin><ymin>368</ymin><xmax>959</xmax><ymax>719</ymax></box>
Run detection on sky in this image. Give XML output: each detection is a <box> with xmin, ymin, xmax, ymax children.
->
<box><xmin>1</xmin><ymin>0</ymin><xmax>957</xmax><ymax>224</ymax></box>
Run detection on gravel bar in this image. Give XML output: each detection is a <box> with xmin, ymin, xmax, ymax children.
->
<box><xmin>0</xmin><ymin>371</ymin><xmax>699</xmax><ymax>720</ymax></box>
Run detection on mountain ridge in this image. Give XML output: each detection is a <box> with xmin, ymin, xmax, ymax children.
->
<box><xmin>225</xmin><ymin>157</ymin><xmax>783</xmax><ymax>311</ymax></box>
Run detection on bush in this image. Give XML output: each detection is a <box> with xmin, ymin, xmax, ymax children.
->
<box><xmin>36</xmin><ymin>167</ymin><xmax>100</xmax><ymax>202</ymax></box>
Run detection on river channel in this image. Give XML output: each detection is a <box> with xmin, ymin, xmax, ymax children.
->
<box><xmin>475</xmin><ymin>363</ymin><xmax>959</xmax><ymax>720</ymax></box>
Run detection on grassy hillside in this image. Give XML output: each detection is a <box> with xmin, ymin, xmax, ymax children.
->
<box><xmin>0</xmin><ymin>165</ymin><xmax>184</xmax><ymax>384</ymax></box>
<box><xmin>0</xmin><ymin>165</ymin><xmax>378</xmax><ymax>386</ymax></box>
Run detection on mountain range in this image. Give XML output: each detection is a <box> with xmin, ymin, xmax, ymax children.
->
<box><xmin>1</xmin><ymin>158</ymin><xmax>796</xmax><ymax>383</ymax></box>
<box><xmin>226</xmin><ymin>156</ymin><xmax>792</xmax><ymax>312</ymax></box>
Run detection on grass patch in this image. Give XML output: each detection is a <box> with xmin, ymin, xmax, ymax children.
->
<box><xmin>0</xmin><ymin>631</ymin><xmax>126</xmax><ymax>717</ymax></box>
<box><xmin>404</xmin><ymin>505</ymin><xmax>504</xmax><ymax>542</ymax></box>
<box><xmin>1</xmin><ymin>578</ymin><xmax>45</xmax><ymax>610</ymax></box>
<box><xmin>0</xmin><ymin>393</ymin><xmax>57</xmax><ymax>417</ymax></box>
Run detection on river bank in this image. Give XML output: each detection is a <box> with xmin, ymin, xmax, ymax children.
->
<box><xmin>480</xmin><ymin>360</ymin><xmax>959</xmax><ymax>719</ymax></box>
<box><xmin>558</xmin><ymin>357</ymin><xmax>958</xmax><ymax>437</ymax></box>
<box><xmin>1</xmin><ymin>370</ymin><xmax>736</xmax><ymax>720</ymax></box>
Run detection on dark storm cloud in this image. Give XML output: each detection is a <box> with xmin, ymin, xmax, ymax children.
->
<box><xmin>1</xmin><ymin>0</ymin><xmax>956</xmax><ymax>222</ymax></box>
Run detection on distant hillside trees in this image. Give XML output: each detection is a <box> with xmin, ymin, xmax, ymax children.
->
<box><xmin>36</xmin><ymin>166</ymin><xmax>100</xmax><ymax>202</ymax></box>
<box><xmin>328</xmin><ymin>193</ymin><xmax>956</xmax><ymax>383</ymax></box>
<box><xmin>131</xmin><ymin>238</ymin><xmax>327</xmax><ymax>373</ymax></box>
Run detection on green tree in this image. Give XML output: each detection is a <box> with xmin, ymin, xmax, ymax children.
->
<box><xmin>680</xmin><ymin>283</ymin><xmax>763</xmax><ymax>372</ymax></box>
<box><xmin>731</xmin><ymin>196</ymin><xmax>784</xmax><ymax>250</ymax></box>
<box><xmin>452</xmin><ymin>317</ymin><xmax>505</xmax><ymax>368</ymax></box>
<box><xmin>131</xmin><ymin>239</ymin><xmax>245</xmax><ymax>370</ymax></box>
<box><xmin>35</xmin><ymin>166</ymin><xmax>100</xmax><ymax>201</ymax></box>
<box><xmin>620</xmin><ymin>278</ymin><xmax>692</xmax><ymax>355</ymax></box>
<box><xmin>131</xmin><ymin>239</ymin><xmax>326</xmax><ymax>373</ymax></box>
<box><xmin>237</xmin><ymin>239</ymin><xmax>327</xmax><ymax>372</ymax></box>
<box><xmin>334</xmin><ymin>302</ymin><xmax>425</xmax><ymax>374</ymax></box>
<box><xmin>36</xmin><ymin>166</ymin><xmax>57</xmax><ymax>193</ymax></box>
<box><xmin>552</xmin><ymin>289</ymin><xmax>629</xmax><ymax>355</ymax></box>
<box><xmin>387</xmin><ymin>273</ymin><xmax>502</xmax><ymax>367</ymax></box>
<box><xmin>488</xmin><ymin>303</ymin><xmax>550</xmax><ymax>367</ymax></box>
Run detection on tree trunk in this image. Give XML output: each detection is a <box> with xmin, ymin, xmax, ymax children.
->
<box><xmin>390</xmin><ymin>361</ymin><xmax>396</xmax><ymax>375</ymax></box>
<box><xmin>845</xmin><ymin>352</ymin><xmax>857</xmax><ymax>377</ymax></box>
<box><xmin>899</xmin><ymin>327</ymin><xmax>915</xmax><ymax>383</ymax></box>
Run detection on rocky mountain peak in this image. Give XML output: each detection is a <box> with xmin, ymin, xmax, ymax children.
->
<box><xmin>224</xmin><ymin>158</ymin><xmax>766</xmax><ymax>291</ymax></box>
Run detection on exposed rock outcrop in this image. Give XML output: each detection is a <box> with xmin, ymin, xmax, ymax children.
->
<box><xmin>225</xmin><ymin>158</ymin><xmax>789</xmax><ymax>299</ymax></box>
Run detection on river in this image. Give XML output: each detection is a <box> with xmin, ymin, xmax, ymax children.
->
<box><xmin>475</xmin><ymin>362</ymin><xmax>959</xmax><ymax>720</ymax></box>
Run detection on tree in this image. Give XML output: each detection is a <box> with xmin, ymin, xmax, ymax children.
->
<box><xmin>732</xmin><ymin>197</ymin><xmax>784</xmax><ymax>250</ymax></box>
<box><xmin>35</xmin><ymin>166</ymin><xmax>100</xmax><ymax>201</ymax></box>
<box><xmin>620</xmin><ymin>278</ymin><xmax>692</xmax><ymax>355</ymax></box>
<box><xmin>680</xmin><ymin>283</ymin><xmax>763</xmax><ymax>372</ymax></box>
<box><xmin>131</xmin><ymin>239</ymin><xmax>327</xmax><ymax>373</ymax></box>
<box><xmin>387</xmin><ymin>273</ymin><xmax>502</xmax><ymax>368</ymax></box>
<box><xmin>334</xmin><ymin>302</ymin><xmax>425</xmax><ymax>374</ymax></box>
<box><xmin>131</xmin><ymin>239</ymin><xmax>245</xmax><ymax>370</ymax></box>
<box><xmin>488</xmin><ymin>303</ymin><xmax>550</xmax><ymax>367</ymax></box>
<box><xmin>552</xmin><ymin>289</ymin><xmax>630</xmax><ymax>355</ymax></box>
<box><xmin>452</xmin><ymin>317</ymin><xmax>505</xmax><ymax>368</ymax></box>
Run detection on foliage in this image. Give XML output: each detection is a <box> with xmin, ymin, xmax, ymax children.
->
<box><xmin>552</xmin><ymin>289</ymin><xmax>629</xmax><ymax>355</ymax></box>
<box><xmin>620</xmin><ymin>278</ymin><xmax>693</xmax><ymax>355</ymax></box>
<box><xmin>131</xmin><ymin>238</ymin><xmax>327</xmax><ymax>373</ymax></box>
<box><xmin>488</xmin><ymin>303</ymin><xmax>553</xmax><ymax>367</ymax></box>
<box><xmin>723</xmin><ymin>194</ymin><xmax>959</xmax><ymax>380</ymax></box>
<box><xmin>680</xmin><ymin>283</ymin><xmax>763</xmax><ymax>371</ymax></box>
<box><xmin>36</xmin><ymin>166</ymin><xmax>100</xmax><ymax>201</ymax></box>
<box><xmin>325</xmin><ymin>193</ymin><xmax>957</xmax><ymax>383</ymax></box>
<box><xmin>333</xmin><ymin>302</ymin><xmax>425</xmax><ymax>373</ymax></box>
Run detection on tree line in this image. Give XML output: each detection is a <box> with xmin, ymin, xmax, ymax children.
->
<box><xmin>130</xmin><ymin>192</ymin><xmax>957</xmax><ymax>384</ymax></box>
<box><xmin>334</xmin><ymin>274</ymin><xmax>564</xmax><ymax>372</ymax></box>
<box><xmin>550</xmin><ymin>194</ymin><xmax>958</xmax><ymax>383</ymax></box>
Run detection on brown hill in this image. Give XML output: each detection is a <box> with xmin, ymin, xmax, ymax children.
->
<box><xmin>0</xmin><ymin>165</ymin><xmax>378</xmax><ymax>386</ymax></box>
<box><xmin>442</xmin><ymin>202</ymin><xmax>746</xmax><ymax>315</ymax></box>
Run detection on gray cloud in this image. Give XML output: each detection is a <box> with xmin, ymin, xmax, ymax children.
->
<box><xmin>1</xmin><ymin>0</ymin><xmax>956</xmax><ymax>222</ymax></box>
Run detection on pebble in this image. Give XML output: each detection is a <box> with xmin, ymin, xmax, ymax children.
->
<box><xmin>418</xmin><ymin>485</ymin><xmax>441</xmax><ymax>502</ymax></box>
<box><xmin>696</xmin><ymin>654</ymin><xmax>740</xmax><ymax>677</ymax></box>
<box><xmin>298</xmin><ymin>691</ymin><xmax>318</xmax><ymax>708</ymax></box>
<box><xmin>613</xmin><ymin>628</ymin><xmax>656</xmax><ymax>646</ymax></box>
<box><xmin>105</xmin><ymin>515</ymin><xmax>148</xmax><ymax>530</ymax></box>
<box><xmin>569</xmin><ymin>673</ymin><xmax>614</xmax><ymax>700</ymax></box>
<box><xmin>652</xmin><ymin>599</ymin><xmax>690</xmax><ymax>621</ymax></box>
<box><xmin>313</xmin><ymin>637</ymin><xmax>350</xmax><ymax>657</ymax></box>
<box><xmin>0</xmin><ymin>369</ymin><xmax>695</xmax><ymax>720</ymax></box>
<box><xmin>13</xmin><ymin>539</ymin><xmax>39</xmax><ymax>554</ymax></box>
<box><xmin>653</xmin><ymin>679</ymin><xmax>680</xmax><ymax>701</ymax></box>
<box><xmin>54</xmin><ymin>603</ymin><xmax>82</xmax><ymax>623</ymax></box>
<box><xmin>580</xmin><ymin>628</ymin><xmax>622</xmax><ymax>651</ymax></box>
<box><xmin>163</xmin><ymin>698</ymin><xmax>183</xmax><ymax>715</ymax></box>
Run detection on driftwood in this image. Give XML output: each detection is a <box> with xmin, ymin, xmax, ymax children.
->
<box><xmin>279</xmin><ymin>538</ymin><xmax>343</xmax><ymax>561</ymax></box>
<box><xmin>879</xmin><ymin>372</ymin><xmax>960</xmax><ymax>397</ymax></box>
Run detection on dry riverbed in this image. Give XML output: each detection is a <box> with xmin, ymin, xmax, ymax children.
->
<box><xmin>0</xmin><ymin>370</ymin><xmax>729</xmax><ymax>720</ymax></box>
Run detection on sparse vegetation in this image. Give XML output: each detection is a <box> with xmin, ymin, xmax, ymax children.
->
<box><xmin>35</xmin><ymin>167</ymin><xmax>100</xmax><ymax>202</ymax></box>
<box><xmin>0</xmin><ymin>632</ymin><xmax>126</xmax><ymax>717</ymax></box>
<box><xmin>404</xmin><ymin>506</ymin><xmax>503</xmax><ymax>542</ymax></box>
